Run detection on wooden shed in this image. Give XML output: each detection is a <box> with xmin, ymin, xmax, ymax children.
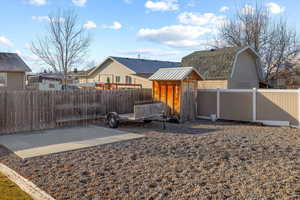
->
<box><xmin>149</xmin><ymin>67</ymin><xmax>204</xmax><ymax>121</ymax></box>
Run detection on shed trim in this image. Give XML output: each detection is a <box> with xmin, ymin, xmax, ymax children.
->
<box><xmin>149</xmin><ymin>67</ymin><xmax>204</xmax><ymax>81</ymax></box>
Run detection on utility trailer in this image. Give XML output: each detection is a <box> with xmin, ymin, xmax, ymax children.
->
<box><xmin>106</xmin><ymin>102</ymin><xmax>166</xmax><ymax>128</ymax></box>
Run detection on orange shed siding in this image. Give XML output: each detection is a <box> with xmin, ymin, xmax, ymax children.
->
<box><xmin>152</xmin><ymin>81</ymin><xmax>181</xmax><ymax>116</ymax></box>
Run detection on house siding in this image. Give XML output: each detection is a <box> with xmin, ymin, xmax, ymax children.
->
<box><xmin>198</xmin><ymin>80</ymin><xmax>228</xmax><ymax>89</ymax></box>
<box><xmin>6</xmin><ymin>72</ymin><xmax>25</xmax><ymax>90</ymax></box>
<box><xmin>80</xmin><ymin>59</ymin><xmax>135</xmax><ymax>84</ymax></box>
<box><xmin>229</xmin><ymin>51</ymin><xmax>259</xmax><ymax>89</ymax></box>
<box><xmin>131</xmin><ymin>75</ymin><xmax>152</xmax><ymax>88</ymax></box>
<box><xmin>79</xmin><ymin>59</ymin><xmax>153</xmax><ymax>88</ymax></box>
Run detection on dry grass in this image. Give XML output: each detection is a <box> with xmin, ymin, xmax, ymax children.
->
<box><xmin>0</xmin><ymin>173</ymin><xmax>32</xmax><ymax>200</ymax></box>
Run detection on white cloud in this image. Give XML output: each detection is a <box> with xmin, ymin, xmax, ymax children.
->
<box><xmin>163</xmin><ymin>39</ymin><xmax>212</xmax><ymax>49</ymax></box>
<box><xmin>117</xmin><ymin>48</ymin><xmax>180</xmax><ymax>56</ymax></box>
<box><xmin>26</xmin><ymin>0</ymin><xmax>46</xmax><ymax>6</ymax></box>
<box><xmin>0</xmin><ymin>36</ymin><xmax>13</xmax><ymax>47</ymax></box>
<box><xmin>137</xmin><ymin>25</ymin><xmax>212</xmax><ymax>49</ymax></box>
<box><xmin>32</xmin><ymin>16</ymin><xmax>65</xmax><ymax>22</ymax></box>
<box><xmin>72</xmin><ymin>0</ymin><xmax>87</xmax><ymax>7</ymax></box>
<box><xmin>15</xmin><ymin>50</ymin><xmax>22</xmax><ymax>55</ymax></box>
<box><xmin>83</xmin><ymin>21</ymin><xmax>97</xmax><ymax>29</ymax></box>
<box><xmin>220</xmin><ymin>6</ymin><xmax>229</xmax><ymax>12</ymax></box>
<box><xmin>145</xmin><ymin>0</ymin><xmax>178</xmax><ymax>12</ymax></box>
<box><xmin>266</xmin><ymin>2</ymin><xmax>285</xmax><ymax>14</ymax></box>
<box><xmin>178</xmin><ymin>12</ymin><xmax>226</xmax><ymax>27</ymax></box>
<box><xmin>241</xmin><ymin>4</ymin><xmax>255</xmax><ymax>15</ymax></box>
<box><xmin>32</xmin><ymin>16</ymin><xmax>50</xmax><ymax>21</ymax></box>
<box><xmin>27</xmin><ymin>53</ymin><xmax>39</xmax><ymax>60</ymax></box>
<box><xmin>102</xmin><ymin>21</ymin><xmax>122</xmax><ymax>30</ymax></box>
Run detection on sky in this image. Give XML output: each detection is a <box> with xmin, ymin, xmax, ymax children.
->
<box><xmin>0</xmin><ymin>0</ymin><xmax>299</xmax><ymax>72</ymax></box>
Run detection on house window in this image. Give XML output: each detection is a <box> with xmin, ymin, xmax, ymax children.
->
<box><xmin>106</xmin><ymin>77</ymin><xmax>111</xmax><ymax>83</ymax></box>
<box><xmin>125</xmin><ymin>76</ymin><xmax>132</xmax><ymax>84</ymax></box>
<box><xmin>116</xmin><ymin>76</ymin><xmax>121</xmax><ymax>83</ymax></box>
<box><xmin>0</xmin><ymin>73</ymin><xmax>7</xmax><ymax>87</ymax></box>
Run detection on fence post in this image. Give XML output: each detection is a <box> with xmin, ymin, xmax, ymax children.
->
<box><xmin>252</xmin><ymin>88</ymin><xmax>257</xmax><ymax>122</ymax></box>
<box><xmin>217</xmin><ymin>88</ymin><xmax>220</xmax><ymax>119</ymax></box>
<box><xmin>298</xmin><ymin>89</ymin><xmax>300</xmax><ymax>127</ymax></box>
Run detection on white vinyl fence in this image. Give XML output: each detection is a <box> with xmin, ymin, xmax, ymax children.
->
<box><xmin>197</xmin><ymin>89</ymin><xmax>300</xmax><ymax>127</ymax></box>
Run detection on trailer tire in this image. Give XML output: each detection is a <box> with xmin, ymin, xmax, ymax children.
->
<box><xmin>107</xmin><ymin>113</ymin><xmax>119</xmax><ymax>128</ymax></box>
<box><xmin>143</xmin><ymin>120</ymin><xmax>152</xmax><ymax>124</ymax></box>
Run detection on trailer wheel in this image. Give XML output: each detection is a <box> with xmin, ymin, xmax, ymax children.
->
<box><xmin>143</xmin><ymin>120</ymin><xmax>152</xmax><ymax>124</ymax></box>
<box><xmin>107</xmin><ymin>113</ymin><xmax>119</xmax><ymax>128</ymax></box>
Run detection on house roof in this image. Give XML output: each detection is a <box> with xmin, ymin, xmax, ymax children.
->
<box><xmin>149</xmin><ymin>67</ymin><xmax>204</xmax><ymax>81</ymax></box>
<box><xmin>27</xmin><ymin>72</ymin><xmax>64</xmax><ymax>82</ymax></box>
<box><xmin>0</xmin><ymin>53</ymin><xmax>31</xmax><ymax>72</ymax></box>
<box><xmin>110</xmin><ymin>57</ymin><xmax>181</xmax><ymax>73</ymax></box>
<box><xmin>181</xmin><ymin>46</ymin><xmax>259</xmax><ymax>80</ymax></box>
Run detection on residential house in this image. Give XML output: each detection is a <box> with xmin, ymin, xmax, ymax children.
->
<box><xmin>0</xmin><ymin>53</ymin><xmax>31</xmax><ymax>90</ymax></box>
<box><xmin>27</xmin><ymin>72</ymin><xmax>63</xmax><ymax>91</ymax></box>
<box><xmin>76</xmin><ymin>56</ymin><xmax>180</xmax><ymax>89</ymax></box>
<box><xmin>181</xmin><ymin>46</ymin><xmax>262</xmax><ymax>89</ymax></box>
<box><xmin>268</xmin><ymin>54</ymin><xmax>300</xmax><ymax>89</ymax></box>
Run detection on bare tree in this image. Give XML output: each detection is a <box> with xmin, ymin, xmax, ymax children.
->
<box><xmin>31</xmin><ymin>9</ymin><xmax>91</xmax><ymax>85</ymax></box>
<box><xmin>262</xmin><ymin>20</ymin><xmax>299</xmax><ymax>80</ymax></box>
<box><xmin>218</xmin><ymin>2</ymin><xmax>299</xmax><ymax>83</ymax></box>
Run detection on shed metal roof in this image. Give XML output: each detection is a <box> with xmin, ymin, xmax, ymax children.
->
<box><xmin>149</xmin><ymin>67</ymin><xmax>203</xmax><ymax>81</ymax></box>
<box><xmin>0</xmin><ymin>53</ymin><xmax>31</xmax><ymax>72</ymax></box>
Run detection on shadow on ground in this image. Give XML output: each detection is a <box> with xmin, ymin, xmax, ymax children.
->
<box><xmin>104</xmin><ymin>120</ymin><xmax>222</xmax><ymax>135</ymax></box>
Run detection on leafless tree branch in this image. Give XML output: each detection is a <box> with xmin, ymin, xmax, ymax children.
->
<box><xmin>31</xmin><ymin>9</ymin><xmax>91</xmax><ymax>85</ymax></box>
<box><xmin>217</xmin><ymin>2</ymin><xmax>299</xmax><ymax>85</ymax></box>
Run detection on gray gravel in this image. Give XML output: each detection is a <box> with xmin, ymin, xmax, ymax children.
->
<box><xmin>0</xmin><ymin>120</ymin><xmax>300</xmax><ymax>200</ymax></box>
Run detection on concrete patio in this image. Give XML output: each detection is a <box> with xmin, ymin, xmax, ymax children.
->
<box><xmin>0</xmin><ymin>125</ymin><xmax>143</xmax><ymax>159</ymax></box>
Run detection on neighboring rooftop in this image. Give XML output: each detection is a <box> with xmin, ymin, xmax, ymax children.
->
<box><xmin>149</xmin><ymin>67</ymin><xmax>203</xmax><ymax>81</ymax></box>
<box><xmin>110</xmin><ymin>56</ymin><xmax>181</xmax><ymax>73</ymax></box>
<box><xmin>0</xmin><ymin>53</ymin><xmax>31</xmax><ymax>72</ymax></box>
<box><xmin>27</xmin><ymin>72</ymin><xmax>64</xmax><ymax>81</ymax></box>
<box><xmin>182</xmin><ymin>47</ymin><xmax>255</xmax><ymax>80</ymax></box>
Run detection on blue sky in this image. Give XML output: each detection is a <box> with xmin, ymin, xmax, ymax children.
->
<box><xmin>0</xmin><ymin>0</ymin><xmax>299</xmax><ymax>72</ymax></box>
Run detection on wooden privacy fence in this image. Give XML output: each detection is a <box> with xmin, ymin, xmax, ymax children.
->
<box><xmin>0</xmin><ymin>89</ymin><xmax>152</xmax><ymax>134</ymax></box>
<box><xmin>197</xmin><ymin>89</ymin><xmax>300</xmax><ymax>127</ymax></box>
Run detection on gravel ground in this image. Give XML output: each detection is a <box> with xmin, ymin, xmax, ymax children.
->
<box><xmin>0</xmin><ymin>120</ymin><xmax>300</xmax><ymax>200</ymax></box>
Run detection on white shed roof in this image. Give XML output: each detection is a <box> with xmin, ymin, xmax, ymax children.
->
<box><xmin>149</xmin><ymin>67</ymin><xmax>204</xmax><ymax>81</ymax></box>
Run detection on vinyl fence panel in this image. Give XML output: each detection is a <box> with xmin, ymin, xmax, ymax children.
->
<box><xmin>197</xmin><ymin>89</ymin><xmax>300</xmax><ymax>127</ymax></box>
<box><xmin>257</xmin><ymin>91</ymin><xmax>299</xmax><ymax>126</ymax></box>
<box><xmin>196</xmin><ymin>90</ymin><xmax>217</xmax><ymax>117</ymax></box>
<box><xmin>220</xmin><ymin>91</ymin><xmax>253</xmax><ymax>122</ymax></box>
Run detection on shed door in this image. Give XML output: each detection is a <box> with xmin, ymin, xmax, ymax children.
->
<box><xmin>153</xmin><ymin>82</ymin><xmax>181</xmax><ymax>116</ymax></box>
<box><xmin>167</xmin><ymin>85</ymin><xmax>174</xmax><ymax>115</ymax></box>
<box><xmin>161</xmin><ymin>84</ymin><xmax>180</xmax><ymax>116</ymax></box>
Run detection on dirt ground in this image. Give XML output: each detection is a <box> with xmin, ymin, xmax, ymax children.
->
<box><xmin>0</xmin><ymin>120</ymin><xmax>300</xmax><ymax>200</ymax></box>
